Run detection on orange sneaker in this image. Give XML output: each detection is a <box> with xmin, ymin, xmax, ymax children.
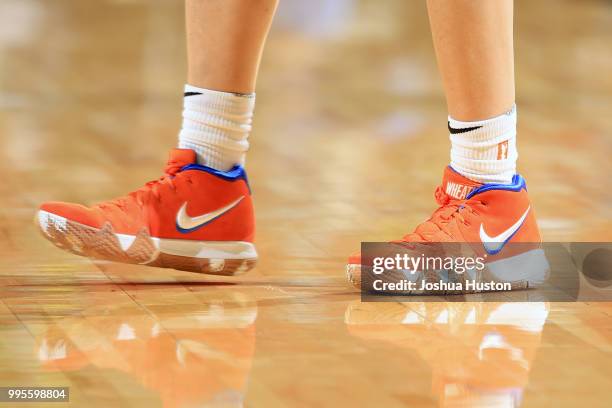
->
<box><xmin>347</xmin><ymin>166</ymin><xmax>549</xmax><ymax>291</ymax></box>
<box><xmin>37</xmin><ymin>149</ymin><xmax>257</xmax><ymax>275</ymax></box>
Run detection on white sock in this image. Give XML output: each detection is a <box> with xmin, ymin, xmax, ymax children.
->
<box><xmin>178</xmin><ymin>84</ymin><xmax>255</xmax><ymax>171</ymax></box>
<box><xmin>448</xmin><ymin>104</ymin><xmax>518</xmax><ymax>184</ymax></box>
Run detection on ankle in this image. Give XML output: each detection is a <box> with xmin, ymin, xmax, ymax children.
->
<box><xmin>178</xmin><ymin>84</ymin><xmax>255</xmax><ymax>171</ymax></box>
<box><xmin>448</xmin><ymin>104</ymin><xmax>517</xmax><ymax>184</ymax></box>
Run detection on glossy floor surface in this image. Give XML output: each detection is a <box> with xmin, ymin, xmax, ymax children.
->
<box><xmin>1</xmin><ymin>0</ymin><xmax>612</xmax><ymax>406</ymax></box>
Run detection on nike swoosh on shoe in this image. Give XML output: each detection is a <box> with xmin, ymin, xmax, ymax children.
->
<box><xmin>176</xmin><ymin>196</ymin><xmax>244</xmax><ymax>233</ymax></box>
<box><xmin>479</xmin><ymin>206</ymin><xmax>531</xmax><ymax>255</ymax></box>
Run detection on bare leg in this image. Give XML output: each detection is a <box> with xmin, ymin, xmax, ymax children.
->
<box><xmin>427</xmin><ymin>0</ymin><xmax>514</xmax><ymax>120</ymax></box>
<box><xmin>186</xmin><ymin>0</ymin><xmax>278</xmax><ymax>94</ymax></box>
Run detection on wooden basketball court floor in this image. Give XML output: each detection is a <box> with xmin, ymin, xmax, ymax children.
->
<box><xmin>1</xmin><ymin>0</ymin><xmax>611</xmax><ymax>406</ymax></box>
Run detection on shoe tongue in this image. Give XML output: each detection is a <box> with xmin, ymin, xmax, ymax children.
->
<box><xmin>442</xmin><ymin>166</ymin><xmax>482</xmax><ymax>200</ymax></box>
<box><xmin>167</xmin><ymin>148</ymin><xmax>197</xmax><ymax>168</ymax></box>
<box><xmin>164</xmin><ymin>149</ymin><xmax>197</xmax><ymax>176</ymax></box>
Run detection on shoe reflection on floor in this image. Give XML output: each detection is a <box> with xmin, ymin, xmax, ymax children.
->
<box><xmin>345</xmin><ymin>301</ymin><xmax>548</xmax><ymax>407</ymax></box>
<box><xmin>35</xmin><ymin>290</ymin><xmax>257</xmax><ymax>408</ymax></box>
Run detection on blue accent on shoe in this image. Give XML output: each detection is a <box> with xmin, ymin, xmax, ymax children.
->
<box><xmin>466</xmin><ymin>174</ymin><xmax>526</xmax><ymax>199</ymax></box>
<box><xmin>179</xmin><ymin>163</ymin><xmax>251</xmax><ymax>192</ymax></box>
<box><xmin>180</xmin><ymin>163</ymin><xmax>245</xmax><ymax>180</ymax></box>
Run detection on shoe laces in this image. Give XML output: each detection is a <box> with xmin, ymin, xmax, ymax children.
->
<box><xmin>397</xmin><ymin>185</ymin><xmax>484</xmax><ymax>242</ymax></box>
<box><xmin>97</xmin><ymin>159</ymin><xmax>191</xmax><ymax>211</ymax></box>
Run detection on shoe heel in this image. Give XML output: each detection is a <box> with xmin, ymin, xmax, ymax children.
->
<box><xmin>486</xmin><ymin>248</ymin><xmax>550</xmax><ymax>286</ymax></box>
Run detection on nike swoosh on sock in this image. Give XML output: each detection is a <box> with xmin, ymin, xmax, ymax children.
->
<box><xmin>447</xmin><ymin>123</ymin><xmax>483</xmax><ymax>134</ymax></box>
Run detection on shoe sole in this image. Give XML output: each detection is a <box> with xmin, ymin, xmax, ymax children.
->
<box><xmin>346</xmin><ymin>248</ymin><xmax>549</xmax><ymax>294</ymax></box>
<box><xmin>36</xmin><ymin>210</ymin><xmax>257</xmax><ymax>276</ymax></box>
